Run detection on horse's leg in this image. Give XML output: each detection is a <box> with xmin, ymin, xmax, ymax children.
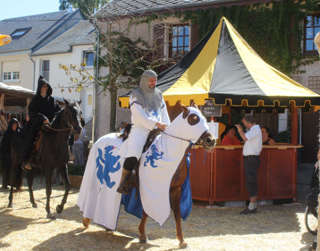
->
<box><xmin>8</xmin><ymin>186</ymin><xmax>13</xmax><ymax>208</ymax></box>
<box><xmin>138</xmin><ymin>210</ymin><xmax>148</xmax><ymax>243</ymax></box>
<box><xmin>171</xmin><ymin>187</ymin><xmax>187</xmax><ymax>248</ymax></box>
<box><xmin>27</xmin><ymin>171</ymin><xmax>37</xmax><ymax>208</ymax></box>
<box><xmin>56</xmin><ymin>165</ymin><xmax>70</xmax><ymax>214</ymax></box>
<box><xmin>45</xmin><ymin>169</ymin><xmax>55</xmax><ymax>219</ymax></box>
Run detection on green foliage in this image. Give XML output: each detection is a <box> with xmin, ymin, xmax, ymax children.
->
<box><xmin>180</xmin><ymin>0</ymin><xmax>320</xmax><ymax>74</ymax></box>
<box><xmin>59</xmin><ymin>0</ymin><xmax>108</xmax><ymax>17</ymax></box>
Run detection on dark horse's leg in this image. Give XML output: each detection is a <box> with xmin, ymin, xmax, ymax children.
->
<box><xmin>8</xmin><ymin>186</ymin><xmax>14</xmax><ymax>208</ymax></box>
<box><xmin>27</xmin><ymin>170</ymin><xmax>37</xmax><ymax>208</ymax></box>
<box><xmin>45</xmin><ymin>168</ymin><xmax>55</xmax><ymax>219</ymax></box>
<box><xmin>170</xmin><ymin>186</ymin><xmax>187</xmax><ymax>248</ymax></box>
<box><xmin>56</xmin><ymin>165</ymin><xmax>70</xmax><ymax>214</ymax></box>
<box><xmin>138</xmin><ymin>210</ymin><xmax>148</xmax><ymax>243</ymax></box>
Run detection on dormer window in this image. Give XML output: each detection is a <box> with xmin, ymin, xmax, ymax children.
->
<box><xmin>11</xmin><ymin>27</ymin><xmax>31</xmax><ymax>39</ymax></box>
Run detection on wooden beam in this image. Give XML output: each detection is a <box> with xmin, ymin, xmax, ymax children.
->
<box><xmin>291</xmin><ymin>104</ymin><xmax>298</xmax><ymax>145</ymax></box>
<box><xmin>0</xmin><ymin>94</ymin><xmax>5</xmax><ymax>111</ymax></box>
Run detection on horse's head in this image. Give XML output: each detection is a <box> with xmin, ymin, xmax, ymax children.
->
<box><xmin>167</xmin><ymin>105</ymin><xmax>215</xmax><ymax>149</ymax></box>
<box><xmin>62</xmin><ymin>100</ymin><xmax>82</xmax><ymax>134</ymax></box>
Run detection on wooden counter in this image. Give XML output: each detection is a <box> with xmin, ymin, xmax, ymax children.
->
<box><xmin>189</xmin><ymin>145</ymin><xmax>302</xmax><ymax>204</ymax></box>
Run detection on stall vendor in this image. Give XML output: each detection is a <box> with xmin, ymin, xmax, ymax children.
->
<box><xmin>221</xmin><ymin>126</ymin><xmax>241</xmax><ymax>145</ymax></box>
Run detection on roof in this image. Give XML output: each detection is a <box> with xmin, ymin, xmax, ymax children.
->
<box><xmin>32</xmin><ymin>20</ymin><xmax>95</xmax><ymax>55</ymax></box>
<box><xmin>0</xmin><ymin>82</ymin><xmax>34</xmax><ymax>96</ymax></box>
<box><xmin>96</xmin><ymin>0</ymin><xmax>265</xmax><ymax>19</ymax></box>
<box><xmin>0</xmin><ymin>82</ymin><xmax>34</xmax><ymax>107</ymax></box>
<box><xmin>119</xmin><ymin>17</ymin><xmax>320</xmax><ymax>108</ymax></box>
<box><xmin>0</xmin><ymin>9</ymin><xmax>87</xmax><ymax>54</ymax></box>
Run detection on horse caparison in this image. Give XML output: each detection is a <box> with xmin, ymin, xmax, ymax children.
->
<box><xmin>8</xmin><ymin>100</ymin><xmax>82</xmax><ymax>219</ymax></box>
<box><xmin>137</xmin><ymin>105</ymin><xmax>215</xmax><ymax>248</ymax></box>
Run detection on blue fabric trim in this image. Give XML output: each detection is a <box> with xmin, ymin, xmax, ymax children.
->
<box><xmin>121</xmin><ymin>187</ymin><xmax>143</xmax><ymax>219</ymax></box>
<box><xmin>180</xmin><ymin>152</ymin><xmax>192</xmax><ymax>220</ymax></box>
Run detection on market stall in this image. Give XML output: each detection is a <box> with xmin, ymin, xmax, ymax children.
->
<box><xmin>119</xmin><ymin>17</ymin><xmax>320</xmax><ymax>203</ymax></box>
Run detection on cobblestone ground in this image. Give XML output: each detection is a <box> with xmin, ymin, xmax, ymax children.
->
<box><xmin>0</xmin><ymin>177</ymin><xmax>316</xmax><ymax>251</ymax></box>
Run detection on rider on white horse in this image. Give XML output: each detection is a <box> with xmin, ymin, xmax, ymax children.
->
<box><xmin>117</xmin><ymin>69</ymin><xmax>171</xmax><ymax>194</ymax></box>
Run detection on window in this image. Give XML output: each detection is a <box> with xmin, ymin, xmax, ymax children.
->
<box><xmin>304</xmin><ymin>15</ymin><xmax>320</xmax><ymax>54</ymax></box>
<box><xmin>3</xmin><ymin>72</ymin><xmax>20</xmax><ymax>81</ymax></box>
<box><xmin>169</xmin><ymin>24</ymin><xmax>190</xmax><ymax>58</ymax></box>
<box><xmin>40</xmin><ymin>60</ymin><xmax>50</xmax><ymax>81</ymax></box>
<box><xmin>82</xmin><ymin>51</ymin><xmax>94</xmax><ymax>67</ymax></box>
<box><xmin>11</xmin><ymin>27</ymin><xmax>31</xmax><ymax>39</ymax></box>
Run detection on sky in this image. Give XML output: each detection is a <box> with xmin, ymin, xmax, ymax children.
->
<box><xmin>0</xmin><ymin>0</ymin><xmax>60</xmax><ymax>20</ymax></box>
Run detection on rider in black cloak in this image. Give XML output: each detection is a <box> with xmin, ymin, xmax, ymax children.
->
<box><xmin>22</xmin><ymin>76</ymin><xmax>61</xmax><ymax>171</ymax></box>
<box><xmin>1</xmin><ymin>118</ymin><xmax>23</xmax><ymax>189</ymax></box>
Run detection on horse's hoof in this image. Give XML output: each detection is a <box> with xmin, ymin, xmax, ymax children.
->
<box><xmin>82</xmin><ymin>217</ymin><xmax>90</xmax><ymax>228</ymax></box>
<box><xmin>32</xmin><ymin>203</ymin><xmax>37</xmax><ymax>208</ymax></box>
<box><xmin>47</xmin><ymin>214</ymin><xmax>56</xmax><ymax>220</ymax></box>
<box><xmin>7</xmin><ymin>204</ymin><xmax>12</xmax><ymax>208</ymax></box>
<box><xmin>179</xmin><ymin>242</ymin><xmax>187</xmax><ymax>249</ymax></box>
<box><xmin>56</xmin><ymin>205</ymin><xmax>63</xmax><ymax>214</ymax></box>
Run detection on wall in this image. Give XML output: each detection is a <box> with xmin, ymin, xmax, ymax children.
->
<box><xmin>295</xmin><ymin>60</ymin><xmax>320</xmax><ymax>94</ymax></box>
<box><xmin>32</xmin><ymin>44</ymin><xmax>94</xmax><ymax>123</ymax></box>
<box><xmin>95</xmin><ymin>16</ymin><xmax>184</xmax><ymax>137</ymax></box>
<box><xmin>0</xmin><ymin>53</ymin><xmax>34</xmax><ymax>90</ymax></box>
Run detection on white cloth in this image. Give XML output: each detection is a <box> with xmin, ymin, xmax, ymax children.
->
<box><xmin>208</xmin><ymin>121</ymin><xmax>219</xmax><ymax>139</ymax></box>
<box><xmin>243</xmin><ymin>124</ymin><xmax>262</xmax><ymax>156</ymax></box>
<box><xmin>139</xmin><ymin>107</ymin><xmax>209</xmax><ymax>225</ymax></box>
<box><xmin>78</xmin><ymin>106</ymin><xmax>210</xmax><ymax>228</ymax></box>
<box><xmin>77</xmin><ymin>133</ymin><xmax>125</xmax><ymax>230</ymax></box>
<box><xmin>125</xmin><ymin>95</ymin><xmax>170</xmax><ymax>158</ymax></box>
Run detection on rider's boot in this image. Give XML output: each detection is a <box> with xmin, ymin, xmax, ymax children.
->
<box><xmin>117</xmin><ymin>157</ymin><xmax>138</xmax><ymax>194</ymax></box>
<box><xmin>117</xmin><ymin>168</ymin><xmax>132</xmax><ymax>194</ymax></box>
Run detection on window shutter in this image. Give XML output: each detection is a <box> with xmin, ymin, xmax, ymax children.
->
<box><xmin>153</xmin><ymin>24</ymin><xmax>165</xmax><ymax>60</ymax></box>
<box><xmin>191</xmin><ymin>23</ymin><xmax>199</xmax><ymax>49</ymax></box>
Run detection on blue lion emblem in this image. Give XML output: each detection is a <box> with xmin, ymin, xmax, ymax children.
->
<box><xmin>96</xmin><ymin>145</ymin><xmax>121</xmax><ymax>188</ymax></box>
<box><xmin>144</xmin><ymin>144</ymin><xmax>164</xmax><ymax>168</ymax></box>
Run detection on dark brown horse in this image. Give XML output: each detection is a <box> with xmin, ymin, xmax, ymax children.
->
<box><xmin>137</xmin><ymin>106</ymin><xmax>215</xmax><ymax>248</ymax></box>
<box><xmin>8</xmin><ymin>101</ymin><xmax>82</xmax><ymax>219</ymax></box>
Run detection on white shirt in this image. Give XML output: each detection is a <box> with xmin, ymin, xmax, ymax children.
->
<box><xmin>243</xmin><ymin>124</ymin><xmax>262</xmax><ymax>156</ymax></box>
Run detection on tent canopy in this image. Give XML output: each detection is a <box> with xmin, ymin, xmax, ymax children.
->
<box><xmin>119</xmin><ymin>17</ymin><xmax>320</xmax><ymax>108</ymax></box>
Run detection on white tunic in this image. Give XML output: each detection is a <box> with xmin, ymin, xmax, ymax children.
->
<box><xmin>243</xmin><ymin>124</ymin><xmax>262</xmax><ymax>156</ymax></box>
<box><xmin>125</xmin><ymin>95</ymin><xmax>170</xmax><ymax>158</ymax></box>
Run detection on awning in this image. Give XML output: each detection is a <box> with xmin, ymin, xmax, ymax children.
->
<box><xmin>119</xmin><ymin>17</ymin><xmax>320</xmax><ymax>108</ymax></box>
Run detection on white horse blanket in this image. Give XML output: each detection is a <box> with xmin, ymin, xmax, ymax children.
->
<box><xmin>77</xmin><ymin>107</ymin><xmax>209</xmax><ymax>228</ymax></box>
<box><xmin>77</xmin><ymin>133</ymin><xmax>125</xmax><ymax>230</ymax></box>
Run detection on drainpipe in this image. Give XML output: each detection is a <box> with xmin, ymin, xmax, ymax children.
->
<box><xmin>90</xmin><ymin>18</ymin><xmax>100</xmax><ymax>144</ymax></box>
<box><xmin>28</xmin><ymin>53</ymin><xmax>36</xmax><ymax>91</ymax></box>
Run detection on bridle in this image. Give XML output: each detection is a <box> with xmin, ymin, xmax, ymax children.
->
<box><xmin>161</xmin><ymin>130</ymin><xmax>211</xmax><ymax>147</ymax></box>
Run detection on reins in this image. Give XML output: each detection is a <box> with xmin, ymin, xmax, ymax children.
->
<box><xmin>160</xmin><ymin>131</ymin><xmax>192</xmax><ymax>144</ymax></box>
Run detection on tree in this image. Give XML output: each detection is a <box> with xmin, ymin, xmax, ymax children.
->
<box><xmin>60</xmin><ymin>27</ymin><xmax>173</xmax><ymax>131</ymax></box>
<box><xmin>59</xmin><ymin>0</ymin><xmax>108</xmax><ymax>17</ymax></box>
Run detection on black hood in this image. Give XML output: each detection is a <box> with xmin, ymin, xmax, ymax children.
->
<box><xmin>7</xmin><ymin>118</ymin><xmax>19</xmax><ymax>133</ymax></box>
<box><xmin>36</xmin><ymin>76</ymin><xmax>53</xmax><ymax>97</ymax></box>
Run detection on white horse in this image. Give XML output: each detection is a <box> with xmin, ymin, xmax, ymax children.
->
<box><xmin>78</xmin><ymin>105</ymin><xmax>214</xmax><ymax>248</ymax></box>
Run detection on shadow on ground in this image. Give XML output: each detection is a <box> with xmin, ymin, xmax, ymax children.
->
<box><xmin>32</xmin><ymin>227</ymin><xmax>159</xmax><ymax>251</ymax></box>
